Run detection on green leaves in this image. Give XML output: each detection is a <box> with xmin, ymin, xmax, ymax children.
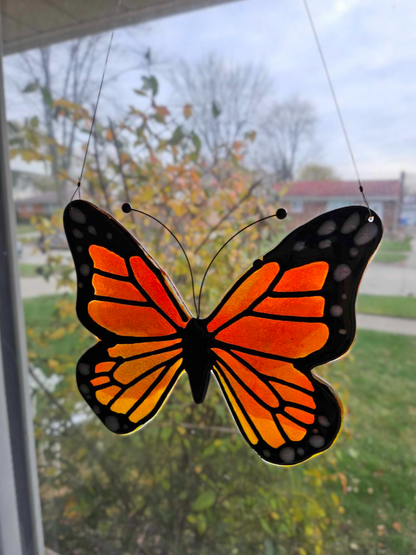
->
<box><xmin>142</xmin><ymin>75</ymin><xmax>158</xmax><ymax>96</ymax></box>
<box><xmin>192</xmin><ymin>489</ymin><xmax>217</xmax><ymax>512</ymax></box>
<box><xmin>23</xmin><ymin>81</ymin><xmax>39</xmax><ymax>93</ymax></box>
<box><xmin>170</xmin><ymin>126</ymin><xmax>185</xmax><ymax>146</ymax></box>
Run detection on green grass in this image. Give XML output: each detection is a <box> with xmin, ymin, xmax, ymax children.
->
<box><xmin>16</xmin><ymin>223</ymin><xmax>36</xmax><ymax>235</ymax></box>
<box><xmin>374</xmin><ymin>251</ymin><xmax>408</xmax><ymax>264</ymax></box>
<box><xmin>19</xmin><ymin>263</ymin><xmax>42</xmax><ymax>278</ymax></box>
<box><xmin>379</xmin><ymin>237</ymin><xmax>412</xmax><ymax>252</ymax></box>
<box><xmin>357</xmin><ymin>294</ymin><xmax>416</xmax><ymax>319</ymax></box>
<box><xmin>326</xmin><ymin>330</ymin><xmax>416</xmax><ymax>553</ymax></box>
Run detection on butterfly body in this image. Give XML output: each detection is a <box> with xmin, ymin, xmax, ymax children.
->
<box><xmin>182</xmin><ymin>317</ymin><xmax>211</xmax><ymax>403</ymax></box>
<box><xmin>64</xmin><ymin>200</ymin><xmax>383</xmax><ymax>466</ymax></box>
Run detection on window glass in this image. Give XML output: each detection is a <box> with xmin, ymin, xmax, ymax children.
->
<box><xmin>2</xmin><ymin>1</ymin><xmax>416</xmax><ymax>554</ymax></box>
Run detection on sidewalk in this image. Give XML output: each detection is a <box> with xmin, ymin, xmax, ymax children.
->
<box><xmin>357</xmin><ymin>313</ymin><xmax>416</xmax><ymax>336</ymax></box>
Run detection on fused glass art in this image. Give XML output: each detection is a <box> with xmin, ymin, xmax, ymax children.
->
<box><xmin>64</xmin><ymin>200</ymin><xmax>382</xmax><ymax>466</ymax></box>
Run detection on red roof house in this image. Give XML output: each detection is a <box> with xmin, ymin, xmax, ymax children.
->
<box><xmin>275</xmin><ymin>179</ymin><xmax>402</xmax><ymax>229</ymax></box>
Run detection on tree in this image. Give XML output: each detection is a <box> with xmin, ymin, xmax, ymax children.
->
<box><xmin>171</xmin><ymin>55</ymin><xmax>271</xmax><ymax>164</ymax></box>
<box><xmin>260</xmin><ymin>97</ymin><xmax>316</xmax><ymax>181</ymax></box>
<box><xmin>298</xmin><ymin>163</ymin><xmax>339</xmax><ymax>181</ymax></box>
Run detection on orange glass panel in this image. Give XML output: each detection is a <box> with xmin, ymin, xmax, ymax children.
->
<box><xmin>130</xmin><ymin>257</ymin><xmax>187</xmax><ymax>328</ymax></box>
<box><xmin>111</xmin><ymin>367</ymin><xmax>165</xmax><ymax>414</ymax></box>
<box><xmin>255</xmin><ymin>296</ymin><xmax>325</xmax><ymax>318</ymax></box>
<box><xmin>92</xmin><ymin>274</ymin><xmax>145</xmax><ymax>302</ymax></box>
<box><xmin>216</xmin><ymin>372</ymin><xmax>258</xmax><ymax>444</ymax></box>
<box><xmin>277</xmin><ymin>414</ymin><xmax>307</xmax><ymax>441</ymax></box>
<box><xmin>95</xmin><ymin>361</ymin><xmax>115</xmax><ymax>373</ymax></box>
<box><xmin>218</xmin><ymin>363</ymin><xmax>284</xmax><ymax>449</ymax></box>
<box><xmin>108</xmin><ymin>339</ymin><xmax>181</xmax><ymax>359</ymax></box>
<box><xmin>213</xmin><ymin>349</ymin><xmax>279</xmax><ymax>408</ymax></box>
<box><xmin>274</xmin><ymin>262</ymin><xmax>329</xmax><ymax>293</ymax></box>
<box><xmin>96</xmin><ymin>385</ymin><xmax>121</xmax><ymax>405</ymax></box>
<box><xmin>129</xmin><ymin>359</ymin><xmax>183</xmax><ymax>423</ymax></box>
<box><xmin>231</xmin><ymin>350</ymin><xmax>314</xmax><ymax>391</ymax></box>
<box><xmin>113</xmin><ymin>349</ymin><xmax>182</xmax><ymax>385</ymax></box>
<box><xmin>216</xmin><ymin>317</ymin><xmax>329</xmax><ymax>359</ymax></box>
<box><xmin>89</xmin><ymin>245</ymin><xmax>128</xmax><ymax>276</ymax></box>
<box><xmin>90</xmin><ymin>376</ymin><xmax>110</xmax><ymax>386</ymax></box>
<box><xmin>285</xmin><ymin>407</ymin><xmax>315</xmax><ymax>424</ymax></box>
<box><xmin>88</xmin><ymin>301</ymin><xmax>176</xmax><ymax>337</ymax></box>
<box><xmin>271</xmin><ymin>382</ymin><xmax>316</xmax><ymax>409</ymax></box>
<box><xmin>207</xmin><ymin>262</ymin><xmax>279</xmax><ymax>333</ymax></box>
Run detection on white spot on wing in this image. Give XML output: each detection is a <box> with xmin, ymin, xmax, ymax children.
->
<box><xmin>88</xmin><ymin>225</ymin><xmax>97</xmax><ymax>236</ymax></box>
<box><xmin>72</xmin><ymin>229</ymin><xmax>83</xmax><ymax>239</ymax></box>
<box><xmin>69</xmin><ymin>208</ymin><xmax>86</xmax><ymax>224</ymax></box>
<box><xmin>280</xmin><ymin>447</ymin><xmax>295</xmax><ymax>463</ymax></box>
<box><xmin>354</xmin><ymin>222</ymin><xmax>378</xmax><ymax>245</ymax></box>
<box><xmin>341</xmin><ymin>212</ymin><xmax>360</xmax><ymax>234</ymax></box>
<box><xmin>319</xmin><ymin>239</ymin><xmax>331</xmax><ymax>249</ymax></box>
<box><xmin>309</xmin><ymin>435</ymin><xmax>325</xmax><ymax>448</ymax></box>
<box><xmin>330</xmin><ymin>305</ymin><xmax>343</xmax><ymax>317</ymax></box>
<box><xmin>334</xmin><ymin>264</ymin><xmax>351</xmax><ymax>282</ymax></box>
<box><xmin>80</xmin><ymin>264</ymin><xmax>90</xmax><ymax>276</ymax></box>
<box><xmin>317</xmin><ymin>220</ymin><xmax>336</xmax><ymax>236</ymax></box>
<box><xmin>293</xmin><ymin>241</ymin><xmax>305</xmax><ymax>251</ymax></box>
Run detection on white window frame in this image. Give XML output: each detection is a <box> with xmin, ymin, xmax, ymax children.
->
<box><xmin>0</xmin><ymin>11</ymin><xmax>45</xmax><ymax>555</ymax></box>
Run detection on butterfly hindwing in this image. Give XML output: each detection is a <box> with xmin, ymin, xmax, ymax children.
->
<box><xmin>64</xmin><ymin>200</ymin><xmax>191</xmax><ymax>433</ymax></box>
<box><xmin>206</xmin><ymin>206</ymin><xmax>383</xmax><ymax>465</ymax></box>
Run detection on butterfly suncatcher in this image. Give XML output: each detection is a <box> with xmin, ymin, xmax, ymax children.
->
<box><xmin>64</xmin><ymin>200</ymin><xmax>382</xmax><ymax>466</ymax></box>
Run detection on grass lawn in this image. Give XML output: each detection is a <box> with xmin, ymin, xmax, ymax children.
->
<box><xmin>379</xmin><ymin>237</ymin><xmax>412</xmax><ymax>253</ymax></box>
<box><xmin>16</xmin><ymin>223</ymin><xmax>36</xmax><ymax>235</ymax></box>
<box><xmin>374</xmin><ymin>251</ymin><xmax>408</xmax><ymax>264</ymax></box>
<box><xmin>357</xmin><ymin>294</ymin><xmax>416</xmax><ymax>319</ymax></box>
<box><xmin>23</xmin><ymin>296</ymin><xmax>416</xmax><ymax>554</ymax></box>
<box><xmin>325</xmin><ymin>330</ymin><xmax>416</xmax><ymax>554</ymax></box>
<box><xmin>19</xmin><ymin>263</ymin><xmax>42</xmax><ymax>278</ymax></box>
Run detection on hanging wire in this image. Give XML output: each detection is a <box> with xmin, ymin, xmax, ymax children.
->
<box><xmin>72</xmin><ymin>0</ymin><xmax>123</xmax><ymax>202</ymax></box>
<box><xmin>301</xmin><ymin>0</ymin><xmax>373</xmax><ymax>221</ymax></box>
<box><xmin>122</xmin><ymin>204</ymin><xmax>199</xmax><ymax>317</ymax></box>
<box><xmin>197</xmin><ymin>213</ymin><xmax>280</xmax><ymax>317</ymax></box>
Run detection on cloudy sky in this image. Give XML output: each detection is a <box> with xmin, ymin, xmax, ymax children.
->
<box><xmin>4</xmin><ymin>0</ymin><xmax>416</xmax><ymax>182</ymax></box>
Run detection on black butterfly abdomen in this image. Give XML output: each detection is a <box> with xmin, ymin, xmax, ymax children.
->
<box><xmin>182</xmin><ymin>318</ymin><xmax>212</xmax><ymax>404</ymax></box>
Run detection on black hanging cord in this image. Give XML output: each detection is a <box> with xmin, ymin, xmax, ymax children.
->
<box><xmin>122</xmin><ymin>203</ymin><xmax>199</xmax><ymax>317</ymax></box>
<box><xmin>302</xmin><ymin>0</ymin><xmax>373</xmax><ymax>221</ymax></box>
<box><xmin>197</xmin><ymin>208</ymin><xmax>287</xmax><ymax>317</ymax></box>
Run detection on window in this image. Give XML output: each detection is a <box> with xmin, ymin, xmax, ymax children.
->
<box><xmin>1</xmin><ymin>1</ymin><xmax>415</xmax><ymax>554</ymax></box>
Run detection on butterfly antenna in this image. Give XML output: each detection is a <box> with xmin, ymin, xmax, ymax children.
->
<box><xmin>122</xmin><ymin>203</ymin><xmax>199</xmax><ymax>316</ymax></box>
<box><xmin>197</xmin><ymin>208</ymin><xmax>287</xmax><ymax>317</ymax></box>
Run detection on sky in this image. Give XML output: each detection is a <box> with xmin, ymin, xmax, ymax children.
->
<box><xmin>4</xmin><ymin>0</ymin><xmax>416</xmax><ymax>182</ymax></box>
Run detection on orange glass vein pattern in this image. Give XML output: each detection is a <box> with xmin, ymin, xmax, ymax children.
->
<box><xmin>129</xmin><ymin>359</ymin><xmax>183</xmax><ymax>423</ymax></box>
<box><xmin>130</xmin><ymin>257</ymin><xmax>188</xmax><ymax>328</ymax></box>
<box><xmin>231</xmin><ymin>350</ymin><xmax>314</xmax><ymax>391</ymax></box>
<box><xmin>95</xmin><ymin>361</ymin><xmax>115</xmax><ymax>373</ymax></box>
<box><xmin>96</xmin><ymin>385</ymin><xmax>121</xmax><ymax>405</ymax></box>
<box><xmin>90</xmin><ymin>376</ymin><xmax>110</xmax><ymax>386</ymax></box>
<box><xmin>108</xmin><ymin>339</ymin><xmax>181</xmax><ymax>359</ymax></box>
<box><xmin>213</xmin><ymin>349</ymin><xmax>279</xmax><ymax>408</ymax></box>
<box><xmin>89</xmin><ymin>245</ymin><xmax>128</xmax><ymax>276</ymax></box>
<box><xmin>285</xmin><ymin>406</ymin><xmax>315</xmax><ymax>425</ymax></box>
<box><xmin>207</xmin><ymin>262</ymin><xmax>280</xmax><ymax>333</ymax></box>
<box><xmin>111</xmin><ymin>367</ymin><xmax>166</xmax><ymax>414</ymax></box>
<box><xmin>216</xmin><ymin>371</ymin><xmax>258</xmax><ymax>445</ymax></box>
<box><xmin>113</xmin><ymin>349</ymin><xmax>182</xmax><ymax>384</ymax></box>
<box><xmin>92</xmin><ymin>274</ymin><xmax>145</xmax><ymax>302</ymax></box>
<box><xmin>271</xmin><ymin>382</ymin><xmax>316</xmax><ymax>409</ymax></box>
<box><xmin>88</xmin><ymin>301</ymin><xmax>176</xmax><ymax>337</ymax></box>
<box><xmin>216</xmin><ymin>317</ymin><xmax>329</xmax><ymax>359</ymax></box>
<box><xmin>274</xmin><ymin>262</ymin><xmax>329</xmax><ymax>293</ymax></box>
<box><xmin>255</xmin><ymin>296</ymin><xmax>325</xmax><ymax>318</ymax></box>
<box><xmin>277</xmin><ymin>414</ymin><xmax>307</xmax><ymax>441</ymax></box>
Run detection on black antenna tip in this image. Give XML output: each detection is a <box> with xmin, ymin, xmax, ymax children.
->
<box><xmin>276</xmin><ymin>208</ymin><xmax>287</xmax><ymax>220</ymax></box>
<box><xmin>122</xmin><ymin>203</ymin><xmax>132</xmax><ymax>213</ymax></box>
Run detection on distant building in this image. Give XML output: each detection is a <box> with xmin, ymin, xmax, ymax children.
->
<box><xmin>275</xmin><ymin>179</ymin><xmax>402</xmax><ymax>229</ymax></box>
<box><xmin>400</xmin><ymin>194</ymin><xmax>416</xmax><ymax>226</ymax></box>
<box><xmin>14</xmin><ymin>190</ymin><xmax>60</xmax><ymax>221</ymax></box>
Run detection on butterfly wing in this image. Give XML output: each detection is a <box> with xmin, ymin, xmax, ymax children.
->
<box><xmin>64</xmin><ymin>200</ymin><xmax>192</xmax><ymax>433</ymax></box>
<box><xmin>205</xmin><ymin>206</ymin><xmax>383</xmax><ymax>465</ymax></box>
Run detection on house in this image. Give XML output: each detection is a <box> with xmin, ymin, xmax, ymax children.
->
<box><xmin>400</xmin><ymin>194</ymin><xmax>416</xmax><ymax>226</ymax></box>
<box><xmin>275</xmin><ymin>179</ymin><xmax>403</xmax><ymax>230</ymax></box>
<box><xmin>14</xmin><ymin>190</ymin><xmax>60</xmax><ymax>221</ymax></box>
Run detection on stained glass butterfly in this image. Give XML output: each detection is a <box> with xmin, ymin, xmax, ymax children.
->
<box><xmin>64</xmin><ymin>200</ymin><xmax>382</xmax><ymax>466</ymax></box>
